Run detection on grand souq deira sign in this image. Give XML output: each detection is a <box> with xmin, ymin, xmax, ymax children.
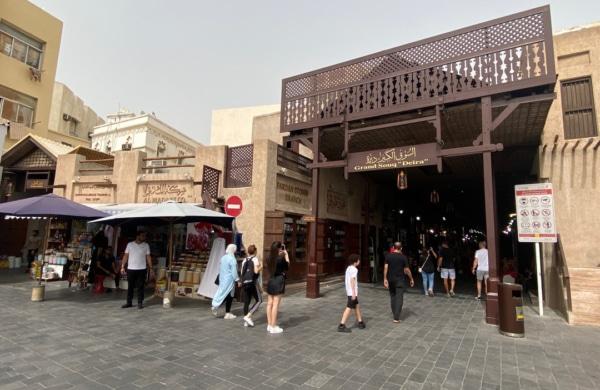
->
<box><xmin>347</xmin><ymin>143</ymin><xmax>438</xmax><ymax>173</ymax></box>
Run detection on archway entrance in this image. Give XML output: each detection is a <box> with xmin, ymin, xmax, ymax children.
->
<box><xmin>280</xmin><ymin>7</ymin><xmax>556</xmax><ymax>324</ymax></box>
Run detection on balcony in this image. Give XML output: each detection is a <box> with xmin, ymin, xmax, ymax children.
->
<box><xmin>281</xmin><ymin>6</ymin><xmax>556</xmax><ymax>133</ymax></box>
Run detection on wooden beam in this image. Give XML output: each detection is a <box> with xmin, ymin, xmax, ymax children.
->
<box><xmin>594</xmin><ymin>140</ymin><xmax>600</xmax><ymax>150</ymax></box>
<box><xmin>80</xmin><ymin>159</ymin><xmax>115</xmax><ymax>164</ymax></box>
<box><xmin>78</xmin><ymin>168</ymin><xmax>113</xmax><ymax>172</ymax></box>
<box><xmin>491</xmin><ymin>92</ymin><xmax>556</xmax><ymax>108</ymax></box>
<box><xmin>491</xmin><ymin>102</ymin><xmax>519</xmax><ymax>131</ymax></box>
<box><xmin>439</xmin><ymin>144</ymin><xmax>503</xmax><ymax>158</ymax></box>
<box><xmin>141</xmin><ymin>164</ymin><xmax>195</xmax><ymax>169</ymax></box>
<box><xmin>473</xmin><ymin>101</ymin><xmax>520</xmax><ymax>145</ymax></box>
<box><xmin>583</xmin><ymin>138</ymin><xmax>594</xmax><ymax>151</ymax></box>
<box><xmin>348</xmin><ymin>115</ymin><xmax>436</xmax><ymax>135</ymax></box>
<box><xmin>306</xmin><ymin>160</ymin><xmax>346</xmax><ymax>169</ymax></box>
<box><xmin>142</xmin><ymin>155</ymin><xmax>195</xmax><ymax>161</ymax></box>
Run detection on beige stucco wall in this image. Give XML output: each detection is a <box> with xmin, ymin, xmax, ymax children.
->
<box><xmin>48</xmin><ymin>82</ymin><xmax>104</xmax><ymax>144</ymax></box>
<box><xmin>210</xmin><ymin>104</ymin><xmax>279</xmax><ymax>146</ymax></box>
<box><xmin>0</xmin><ymin>0</ymin><xmax>62</xmax><ymax>150</ymax></box>
<box><xmin>539</xmin><ymin>24</ymin><xmax>600</xmax><ymax>269</ymax></box>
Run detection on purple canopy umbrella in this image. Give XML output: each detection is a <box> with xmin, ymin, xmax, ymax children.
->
<box><xmin>0</xmin><ymin>194</ymin><xmax>109</xmax><ymax>287</ymax></box>
<box><xmin>0</xmin><ymin>193</ymin><xmax>108</xmax><ymax>219</ymax></box>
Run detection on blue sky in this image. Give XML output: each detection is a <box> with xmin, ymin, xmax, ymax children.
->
<box><xmin>31</xmin><ymin>0</ymin><xmax>600</xmax><ymax>144</ymax></box>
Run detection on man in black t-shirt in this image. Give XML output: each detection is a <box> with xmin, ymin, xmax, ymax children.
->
<box><xmin>437</xmin><ymin>241</ymin><xmax>456</xmax><ymax>297</ymax></box>
<box><xmin>384</xmin><ymin>242</ymin><xmax>414</xmax><ymax>323</ymax></box>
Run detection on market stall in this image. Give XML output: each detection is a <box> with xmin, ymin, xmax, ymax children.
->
<box><xmin>0</xmin><ymin>193</ymin><xmax>109</xmax><ymax>300</ymax></box>
<box><xmin>90</xmin><ymin>201</ymin><xmax>234</xmax><ymax>306</ymax></box>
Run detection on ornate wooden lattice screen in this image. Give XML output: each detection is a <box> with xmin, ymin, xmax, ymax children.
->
<box><xmin>13</xmin><ymin>150</ymin><xmax>55</xmax><ymax>169</ymax></box>
<box><xmin>281</xmin><ymin>6</ymin><xmax>556</xmax><ymax>132</ymax></box>
<box><xmin>202</xmin><ymin>165</ymin><xmax>220</xmax><ymax>199</ymax></box>
<box><xmin>225</xmin><ymin>144</ymin><xmax>254</xmax><ymax>188</ymax></box>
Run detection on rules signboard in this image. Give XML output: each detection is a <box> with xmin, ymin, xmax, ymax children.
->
<box><xmin>515</xmin><ymin>183</ymin><xmax>557</xmax><ymax>243</ymax></box>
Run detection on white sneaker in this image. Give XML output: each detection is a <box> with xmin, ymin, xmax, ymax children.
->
<box><xmin>211</xmin><ymin>307</ymin><xmax>218</xmax><ymax>317</ymax></box>
<box><xmin>270</xmin><ymin>326</ymin><xmax>283</xmax><ymax>334</ymax></box>
<box><xmin>244</xmin><ymin>316</ymin><xmax>254</xmax><ymax>327</ymax></box>
<box><xmin>243</xmin><ymin>322</ymin><xmax>248</xmax><ymax>327</ymax></box>
<box><xmin>224</xmin><ymin>313</ymin><xmax>236</xmax><ymax>319</ymax></box>
<box><xmin>267</xmin><ymin>325</ymin><xmax>273</xmax><ymax>333</ymax></box>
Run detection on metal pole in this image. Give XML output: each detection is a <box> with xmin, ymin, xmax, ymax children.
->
<box><xmin>535</xmin><ymin>242</ymin><xmax>543</xmax><ymax>316</ymax></box>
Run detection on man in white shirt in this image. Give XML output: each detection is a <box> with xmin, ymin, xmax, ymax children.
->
<box><xmin>472</xmin><ymin>241</ymin><xmax>489</xmax><ymax>300</ymax></box>
<box><xmin>120</xmin><ymin>231</ymin><xmax>154</xmax><ymax>309</ymax></box>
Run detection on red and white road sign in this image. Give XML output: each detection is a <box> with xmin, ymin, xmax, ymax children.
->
<box><xmin>224</xmin><ymin>196</ymin><xmax>243</xmax><ymax>217</ymax></box>
<box><xmin>515</xmin><ymin>183</ymin><xmax>557</xmax><ymax>243</ymax></box>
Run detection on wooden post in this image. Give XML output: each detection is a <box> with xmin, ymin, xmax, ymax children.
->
<box><xmin>360</xmin><ymin>178</ymin><xmax>370</xmax><ymax>282</ymax></box>
<box><xmin>307</xmin><ymin>128</ymin><xmax>320</xmax><ymax>298</ymax></box>
<box><xmin>482</xmin><ymin>96</ymin><xmax>500</xmax><ymax>325</ymax></box>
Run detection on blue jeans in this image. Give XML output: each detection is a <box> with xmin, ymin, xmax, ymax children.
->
<box><xmin>422</xmin><ymin>272</ymin><xmax>434</xmax><ymax>294</ymax></box>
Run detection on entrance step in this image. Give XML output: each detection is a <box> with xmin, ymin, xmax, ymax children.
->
<box><xmin>569</xmin><ymin>267</ymin><xmax>600</xmax><ymax>326</ymax></box>
<box><xmin>285</xmin><ymin>275</ymin><xmax>345</xmax><ymax>296</ymax></box>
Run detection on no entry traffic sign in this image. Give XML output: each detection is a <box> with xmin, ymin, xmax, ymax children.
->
<box><xmin>224</xmin><ymin>196</ymin><xmax>243</xmax><ymax>217</ymax></box>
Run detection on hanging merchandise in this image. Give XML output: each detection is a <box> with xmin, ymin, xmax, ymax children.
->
<box><xmin>430</xmin><ymin>190</ymin><xmax>440</xmax><ymax>204</ymax></box>
<box><xmin>397</xmin><ymin>170</ymin><xmax>408</xmax><ymax>190</ymax></box>
<box><xmin>196</xmin><ymin>237</ymin><xmax>226</xmax><ymax>299</ymax></box>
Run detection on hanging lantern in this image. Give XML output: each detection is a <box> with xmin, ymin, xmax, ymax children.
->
<box><xmin>430</xmin><ymin>190</ymin><xmax>440</xmax><ymax>204</ymax></box>
<box><xmin>396</xmin><ymin>170</ymin><xmax>408</xmax><ymax>190</ymax></box>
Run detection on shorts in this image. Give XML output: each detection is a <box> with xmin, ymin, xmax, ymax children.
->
<box><xmin>346</xmin><ymin>296</ymin><xmax>359</xmax><ymax>309</ymax></box>
<box><xmin>441</xmin><ymin>268</ymin><xmax>456</xmax><ymax>280</ymax></box>
<box><xmin>476</xmin><ymin>270</ymin><xmax>489</xmax><ymax>281</ymax></box>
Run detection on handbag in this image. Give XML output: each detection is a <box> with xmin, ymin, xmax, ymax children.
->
<box><xmin>418</xmin><ymin>255</ymin><xmax>433</xmax><ymax>273</ymax></box>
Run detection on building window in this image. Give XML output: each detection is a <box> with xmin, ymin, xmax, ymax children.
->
<box><xmin>0</xmin><ymin>21</ymin><xmax>44</xmax><ymax>69</ymax></box>
<box><xmin>561</xmin><ymin>76</ymin><xmax>598</xmax><ymax>139</ymax></box>
<box><xmin>0</xmin><ymin>85</ymin><xmax>36</xmax><ymax>127</ymax></box>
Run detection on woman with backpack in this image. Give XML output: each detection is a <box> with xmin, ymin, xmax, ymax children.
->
<box><xmin>419</xmin><ymin>247</ymin><xmax>437</xmax><ymax>297</ymax></box>
<box><xmin>241</xmin><ymin>244</ymin><xmax>262</xmax><ymax>327</ymax></box>
<box><xmin>265</xmin><ymin>241</ymin><xmax>289</xmax><ymax>334</ymax></box>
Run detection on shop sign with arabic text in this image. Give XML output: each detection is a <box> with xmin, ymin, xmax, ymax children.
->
<box><xmin>347</xmin><ymin>143</ymin><xmax>438</xmax><ymax>173</ymax></box>
<box><xmin>137</xmin><ymin>182</ymin><xmax>194</xmax><ymax>203</ymax></box>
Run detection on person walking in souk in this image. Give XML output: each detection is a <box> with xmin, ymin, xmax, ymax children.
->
<box><xmin>337</xmin><ymin>253</ymin><xmax>366</xmax><ymax>333</ymax></box>
<box><xmin>211</xmin><ymin>244</ymin><xmax>240</xmax><ymax>319</ymax></box>
<box><xmin>383</xmin><ymin>242</ymin><xmax>414</xmax><ymax>323</ymax></box>
<box><xmin>240</xmin><ymin>244</ymin><xmax>262</xmax><ymax>327</ymax></box>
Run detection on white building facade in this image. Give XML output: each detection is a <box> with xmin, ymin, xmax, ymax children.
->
<box><xmin>91</xmin><ymin>111</ymin><xmax>201</xmax><ymax>157</ymax></box>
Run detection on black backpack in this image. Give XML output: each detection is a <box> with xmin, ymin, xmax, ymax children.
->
<box><xmin>241</xmin><ymin>257</ymin><xmax>256</xmax><ymax>285</ymax></box>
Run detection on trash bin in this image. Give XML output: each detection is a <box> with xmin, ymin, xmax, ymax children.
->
<box><xmin>499</xmin><ymin>282</ymin><xmax>524</xmax><ymax>337</ymax></box>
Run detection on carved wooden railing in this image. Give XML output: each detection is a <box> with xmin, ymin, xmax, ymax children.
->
<box><xmin>281</xmin><ymin>6</ymin><xmax>555</xmax><ymax>132</ymax></box>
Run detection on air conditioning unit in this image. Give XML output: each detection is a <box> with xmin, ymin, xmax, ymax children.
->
<box><xmin>121</xmin><ymin>143</ymin><xmax>132</xmax><ymax>151</ymax></box>
<box><xmin>62</xmin><ymin>113</ymin><xmax>72</xmax><ymax>121</ymax></box>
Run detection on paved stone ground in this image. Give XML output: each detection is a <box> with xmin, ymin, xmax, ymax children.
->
<box><xmin>0</xmin><ymin>271</ymin><xmax>599</xmax><ymax>390</ymax></box>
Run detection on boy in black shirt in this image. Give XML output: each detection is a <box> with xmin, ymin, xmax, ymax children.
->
<box><xmin>383</xmin><ymin>242</ymin><xmax>414</xmax><ymax>323</ymax></box>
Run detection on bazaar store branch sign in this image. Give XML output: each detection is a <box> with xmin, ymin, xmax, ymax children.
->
<box><xmin>73</xmin><ymin>183</ymin><xmax>114</xmax><ymax>203</ymax></box>
<box><xmin>137</xmin><ymin>182</ymin><xmax>193</xmax><ymax>203</ymax></box>
<box><xmin>515</xmin><ymin>183</ymin><xmax>557</xmax><ymax>243</ymax></box>
<box><xmin>348</xmin><ymin>143</ymin><xmax>438</xmax><ymax>173</ymax></box>
<box><xmin>276</xmin><ymin>175</ymin><xmax>311</xmax><ymax>214</ymax></box>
